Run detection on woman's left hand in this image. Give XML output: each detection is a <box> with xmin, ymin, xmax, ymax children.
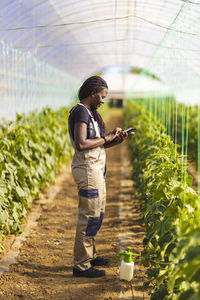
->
<box><xmin>114</xmin><ymin>130</ymin><xmax>128</xmax><ymax>144</ymax></box>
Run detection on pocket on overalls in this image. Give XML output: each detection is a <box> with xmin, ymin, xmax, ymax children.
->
<box><xmin>79</xmin><ymin>189</ymin><xmax>101</xmax><ymax>237</ymax></box>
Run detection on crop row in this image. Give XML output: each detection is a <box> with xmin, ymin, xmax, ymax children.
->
<box><xmin>0</xmin><ymin>107</ymin><xmax>72</xmax><ymax>247</ymax></box>
<box><xmin>136</xmin><ymin>98</ymin><xmax>199</xmax><ymax>165</ymax></box>
<box><xmin>123</xmin><ymin>101</ymin><xmax>200</xmax><ymax>300</ymax></box>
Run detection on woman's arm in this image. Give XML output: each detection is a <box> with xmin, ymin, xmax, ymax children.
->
<box><xmin>74</xmin><ymin>122</ymin><xmax>119</xmax><ymax>151</ymax></box>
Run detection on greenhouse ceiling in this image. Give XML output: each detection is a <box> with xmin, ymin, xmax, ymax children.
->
<box><xmin>0</xmin><ymin>0</ymin><xmax>200</xmax><ymax>103</ymax></box>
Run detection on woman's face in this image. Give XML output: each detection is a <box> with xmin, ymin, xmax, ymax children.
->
<box><xmin>91</xmin><ymin>88</ymin><xmax>108</xmax><ymax>110</ymax></box>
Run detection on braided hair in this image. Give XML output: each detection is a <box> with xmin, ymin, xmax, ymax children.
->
<box><xmin>78</xmin><ymin>76</ymin><xmax>108</xmax><ymax>135</ymax></box>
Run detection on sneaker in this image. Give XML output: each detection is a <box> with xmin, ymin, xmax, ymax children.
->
<box><xmin>73</xmin><ymin>267</ymin><xmax>105</xmax><ymax>278</ymax></box>
<box><xmin>91</xmin><ymin>256</ymin><xmax>110</xmax><ymax>266</ymax></box>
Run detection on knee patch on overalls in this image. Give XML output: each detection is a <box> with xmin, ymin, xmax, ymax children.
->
<box><xmin>86</xmin><ymin>212</ymin><xmax>104</xmax><ymax>236</ymax></box>
<box><xmin>79</xmin><ymin>189</ymin><xmax>104</xmax><ymax>237</ymax></box>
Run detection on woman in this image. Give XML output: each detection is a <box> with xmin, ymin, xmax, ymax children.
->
<box><xmin>68</xmin><ymin>76</ymin><xmax>129</xmax><ymax>278</ymax></box>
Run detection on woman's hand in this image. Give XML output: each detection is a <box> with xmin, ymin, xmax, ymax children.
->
<box><xmin>105</xmin><ymin>128</ymin><xmax>135</xmax><ymax>145</ymax></box>
<box><xmin>104</xmin><ymin>128</ymin><xmax>135</xmax><ymax>148</ymax></box>
<box><xmin>105</xmin><ymin>127</ymin><xmax>122</xmax><ymax>142</ymax></box>
<box><xmin>113</xmin><ymin>130</ymin><xmax>128</xmax><ymax>144</ymax></box>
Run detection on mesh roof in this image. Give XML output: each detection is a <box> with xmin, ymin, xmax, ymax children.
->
<box><xmin>0</xmin><ymin>0</ymin><xmax>200</xmax><ymax>104</ymax></box>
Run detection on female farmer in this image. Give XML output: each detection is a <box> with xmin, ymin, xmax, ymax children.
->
<box><xmin>68</xmin><ymin>76</ymin><xmax>129</xmax><ymax>278</ymax></box>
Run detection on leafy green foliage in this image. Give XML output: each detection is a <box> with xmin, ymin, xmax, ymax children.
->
<box><xmin>134</xmin><ymin>98</ymin><xmax>199</xmax><ymax>165</ymax></box>
<box><xmin>123</xmin><ymin>101</ymin><xmax>200</xmax><ymax>300</ymax></box>
<box><xmin>0</xmin><ymin>106</ymin><xmax>72</xmax><ymax>243</ymax></box>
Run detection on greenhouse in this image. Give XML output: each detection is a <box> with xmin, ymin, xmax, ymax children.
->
<box><xmin>0</xmin><ymin>0</ymin><xmax>200</xmax><ymax>299</ymax></box>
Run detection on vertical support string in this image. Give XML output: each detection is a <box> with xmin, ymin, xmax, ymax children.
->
<box><xmin>184</xmin><ymin>104</ymin><xmax>189</xmax><ymax>186</ymax></box>
<box><xmin>181</xmin><ymin>103</ymin><xmax>185</xmax><ymax>183</ymax></box>
<box><xmin>154</xmin><ymin>95</ymin><xmax>157</xmax><ymax>122</ymax></box>
<box><xmin>174</xmin><ymin>98</ymin><xmax>178</xmax><ymax>164</ymax></box>
<box><xmin>168</xmin><ymin>96</ymin><xmax>171</xmax><ymax>140</ymax></box>
<box><xmin>198</xmin><ymin>105</ymin><xmax>200</xmax><ymax>201</ymax></box>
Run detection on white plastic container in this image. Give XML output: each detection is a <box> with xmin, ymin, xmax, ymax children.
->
<box><xmin>116</xmin><ymin>246</ymin><xmax>138</xmax><ymax>281</ymax></box>
<box><xmin>119</xmin><ymin>259</ymin><xmax>134</xmax><ymax>281</ymax></box>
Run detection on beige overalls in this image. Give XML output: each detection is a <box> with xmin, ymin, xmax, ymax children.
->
<box><xmin>70</xmin><ymin>104</ymin><xmax>106</xmax><ymax>271</ymax></box>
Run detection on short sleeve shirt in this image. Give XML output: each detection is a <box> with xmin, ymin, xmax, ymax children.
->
<box><xmin>68</xmin><ymin>105</ymin><xmax>97</xmax><ymax>140</ymax></box>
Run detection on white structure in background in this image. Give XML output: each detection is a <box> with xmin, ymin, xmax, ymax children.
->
<box><xmin>103</xmin><ymin>72</ymin><xmax>172</xmax><ymax>105</ymax></box>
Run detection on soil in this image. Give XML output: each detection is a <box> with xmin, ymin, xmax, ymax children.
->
<box><xmin>0</xmin><ymin>110</ymin><xmax>150</xmax><ymax>300</ymax></box>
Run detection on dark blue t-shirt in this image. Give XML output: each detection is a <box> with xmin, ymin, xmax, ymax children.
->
<box><xmin>68</xmin><ymin>105</ymin><xmax>98</xmax><ymax>140</ymax></box>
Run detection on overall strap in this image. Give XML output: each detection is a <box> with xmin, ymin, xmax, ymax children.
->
<box><xmin>78</xmin><ymin>103</ymin><xmax>101</xmax><ymax>138</ymax></box>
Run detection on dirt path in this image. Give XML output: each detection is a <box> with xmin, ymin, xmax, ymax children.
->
<box><xmin>0</xmin><ymin>111</ymin><xmax>149</xmax><ymax>300</ymax></box>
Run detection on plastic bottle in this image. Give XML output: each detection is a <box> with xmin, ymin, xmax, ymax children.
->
<box><xmin>116</xmin><ymin>247</ymin><xmax>138</xmax><ymax>281</ymax></box>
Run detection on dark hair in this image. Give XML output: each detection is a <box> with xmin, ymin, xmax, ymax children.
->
<box><xmin>78</xmin><ymin>76</ymin><xmax>108</xmax><ymax>135</ymax></box>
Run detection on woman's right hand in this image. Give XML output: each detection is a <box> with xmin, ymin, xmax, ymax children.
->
<box><xmin>105</xmin><ymin>127</ymin><xmax>122</xmax><ymax>142</ymax></box>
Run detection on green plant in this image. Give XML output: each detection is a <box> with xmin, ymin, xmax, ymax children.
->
<box><xmin>123</xmin><ymin>101</ymin><xmax>200</xmax><ymax>300</ymax></box>
<box><xmin>0</xmin><ymin>106</ymin><xmax>72</xmax><ymax>244</ymax></box>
